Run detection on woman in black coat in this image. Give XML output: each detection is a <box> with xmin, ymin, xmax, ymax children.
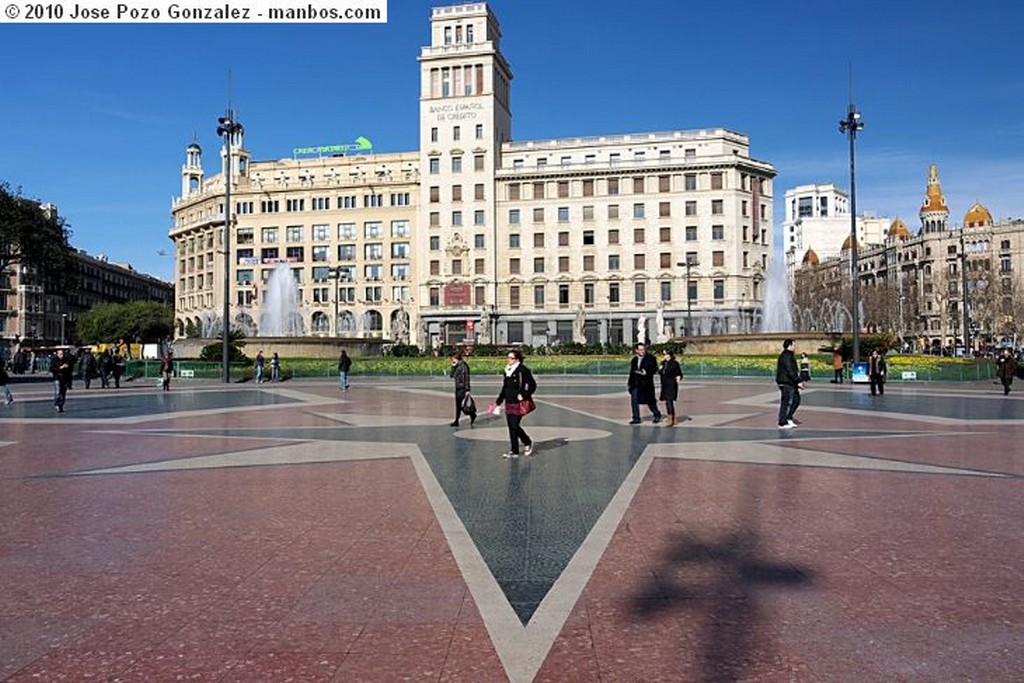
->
<box><xmin>495</xmin><ymin>349</ymin><xmax>537</xmax><ymax>458</ymax></box>
<box><xmin>658</xmin><ymin>350</ymin><xmax>683</xmax><ymax>427</ymax></box>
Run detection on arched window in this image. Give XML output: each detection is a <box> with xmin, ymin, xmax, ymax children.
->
<box><xmin>234</xmin><ymin>312</ymin><xmax>256</xmax><ymax>337</ymax></box>
<box><xmin>311</xmin><ymin>311</ymin><xmax>330</xmax><ymax>333</ymax></box>
<box><xmin>337</xmin><ymin>310</ymin><xmax>356</xmax><ymax>333</ymax></box>
<box><xmin>366</xmin><ymin>310</ymin><xmax>383</xmax><ymax>333</ymax></box>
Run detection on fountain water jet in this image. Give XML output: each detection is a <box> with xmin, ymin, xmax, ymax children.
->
<box><xmin>259</xmin><ymin>263</ymin><xmax>306</xmax><ymax>337</ymax></box>
<box><xmin>760</xmin><ymin>250</ymin><xmax>793</xmax><ymax>332</ymax></box>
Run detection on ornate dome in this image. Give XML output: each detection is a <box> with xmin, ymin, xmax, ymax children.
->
<box><xmin>963</xmin><ymin>201</ymin><xmax>993</xmax><ymax>227</ymax></box>
<box><xmin>888</xmin><ymin>217</ymin><xmax>911</xmax><ymax>240</ymax></box>
<box><xmin>841</xmin><ymin>234</ymin><xmax>863</xmax><ymax>252</ymax></box>
<box><xmin>802</xmin><ymin>248</ymin><xmax>819</xmax><ymax>266</ymax></box>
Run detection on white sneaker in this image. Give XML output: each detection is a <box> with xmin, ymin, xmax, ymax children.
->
<box><xmin>524</xmin><ymin>444</ymin><xmax>534</xmax><ymax>457</ymax></box>
<box><xmin>501</xmin><ymin>451</ymin><xmax>519</xmax><ymax>459</ymax></box>
<box><xmin>778</xmin><ymin>423</ymin><xmax>795</xmax><ymax>430</ymax></box>
<box><xmin>787</xmin><ymin>420</ymin><xmax>798</xmax><ymax>427</ymax></box>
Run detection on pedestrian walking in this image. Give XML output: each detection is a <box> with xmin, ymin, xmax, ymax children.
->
<box><xmin>98</xmin><ymin>349</ymin><xmax>112</xmax><ymax>388</ymax></box>
<box><xmin>996</xmin><ymin>348</ymin><xmax>1018</xmax><ymax>396</ymax></box>
<box><xmin>448</xmin><ymin>352</ymin><xmax>476</xmax><ymax>427</ymax></box>
<box><xmin>799</xmin><ymin>352</ymin><xmax>811</xmax><ymax>383</ymax></box>
<box><xmin>776</xmin><ymin>338</ymin><xmax>804</xmax><ymax>429</ymax></box>
<box><xmin>338</xmin><ymin>350</ymin><xmax>352</xmax><ymax>392</ymax></box>
<box><xmin>831</xmin><ymin>348</ymin><xmax>844</xmax><ymax>383</ymax></box>
<box><xmin>0</xmin><ymin>363</ymin><xmax>13</xmax><ymax>405</ymax></box>
<box><xmin>50</xmin><ymin>348</ymin><xmax>73</xmax><ymax>413</ymax></box>
<box><xmin>270</xmin><ymin>352</ymin><xmax>281</xmax><ymax>382</ymax></box>
<box><xmin>495</xmin><ymin>349</ymin><xmax>536</xmax><ymax>458</ymax></box>
<box><xmin>255</xmin><ymin>350</ymin><xmax>266</xmax><ymax>384</ymax></box>
<box><xmin>628</xmin><ymin>343</ymin><xmax>663</xmax><ymax>425</ymax></box>
<box><xmin>111</xmin><ymin>351</ymin><xmax>125</xmax><ymax>388</ymax></box>
<box><xmin>82</xmin><ymin>350</ymin><xmax>96</xmax><ymax>389</ymax></box>
<box><xmin>658</xmin><ymin>349</ymin><xmax>683</xmax><ymax>427</ymax></box>
<box><xmin>868</xmin><ymin>350</ymin><xmax>888</xmax><ymax>396</ymax></box>
<box><xmin>159</xmin><ymin>352</ymin><xmax>174</xmax><ymax>391</ymax></box>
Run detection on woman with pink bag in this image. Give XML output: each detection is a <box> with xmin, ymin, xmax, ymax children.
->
<box><xmin>495</xmin><ymin>349</ymin><xmax>537</xmax><ymax>459</ymax></box>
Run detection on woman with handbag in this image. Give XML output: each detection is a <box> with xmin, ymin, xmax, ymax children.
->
<box><xmin>658</xmin><ymin>349</ymin><xmax>683</xmax><ymax>426</ymax></box>
<box><xmin>495</xmin><ymin>349</ymin><xmax>537</xmax><ymax>458</ymax></box>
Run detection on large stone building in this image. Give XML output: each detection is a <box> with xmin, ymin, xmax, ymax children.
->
<box><xmin>1</xmin><ymin>201</ymin><xmax>173</xmax><ymax>350</ymax></box>
<box><xmin>793</xmin><ymin>164</ymin><xmax>1024</xmax><ymax>351</ymax></box>
<box><xmin>170</xmin><ymin>2</ymin><xmax>776</xmax><ymax>348</ymax></box>
<box><xmin>782</xmin><ymin>183</ymin><xmax>889</xmax><ymax>277</ymax></box>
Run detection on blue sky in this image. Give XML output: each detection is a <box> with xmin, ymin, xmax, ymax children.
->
<box><xmin>2</xmin><ymin>0</ymin><xmax>1022</xmax><ymax>281</ymax></box>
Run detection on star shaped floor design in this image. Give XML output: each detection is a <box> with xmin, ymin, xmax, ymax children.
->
<box><xmin>44</xmin><ymin>381</ymin><xmax>1018</xmax><ymax>683</ymax></box>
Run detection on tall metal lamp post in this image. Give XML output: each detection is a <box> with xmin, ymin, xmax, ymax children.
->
<box><xmin>959</xmin><ymin>229</ymin><xmax>971</xmax><ymax>355</ymax></box>
<box><xmin>329</xmin><ymin>266</ymin><xmax>341</xmax><ymax>336</ymax></box>
<box><xmin>677</xmin><ymin>255</ymin><xmax>699</xmax><ymax>336</ymax></box>
<box><xmin>839</xmin><ymin>103</ymin><xmax>864</xmax><ymax>363</ymax></box>
<box><xmin>216</xmin><ymin>110</ymin><xmax>243</xmax><ymax>383</ymax></box>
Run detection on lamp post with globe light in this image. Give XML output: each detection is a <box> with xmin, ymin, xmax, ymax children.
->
<box><xmin>839</xmin><ymin>103</ymin><xmax>864</xmax><ymax>363</ymax></box>
<box><xmin>216</xmin><ymin>110</ymin><xmax>243</xmax><ymax>383</ymax></box>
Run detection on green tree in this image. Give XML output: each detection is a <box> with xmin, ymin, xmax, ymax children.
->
<box><xmin>76</xmin><ymin>301</ymin><xmax>173</xmax><ymax>344</ymax></box>
<box><xmin>0</xmin><ymin>182</ymin><xmax>77</xmax><ymax>291</ymax></box>
<box><xmin>200</xmin><ymin>328</ymin><xmax>249</xmax><ymax>363</ymax></box>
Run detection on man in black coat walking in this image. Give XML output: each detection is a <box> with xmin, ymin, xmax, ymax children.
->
<box><xmin>628</xmin><ymin>343</ymin><xmax>662</xmax><ymax>425</ymax></box>
<box><xmin>50</xmin><ymin>348</ymin><xmax>74</xmax><ymax>413</ymax></box>
<box><xmin>449</xmin><ymin>352</ymin><xmax>476</xmax><ymax>427</ymax></box>
<box><xmin>868</xmin><ymin>350</ymin><xmax>888</xmax><ymax>396</ymax></box>
<box><xmin>775</xmin><ymin>338</ymin><xmax>804</xmax><ymax>429</ymax></box>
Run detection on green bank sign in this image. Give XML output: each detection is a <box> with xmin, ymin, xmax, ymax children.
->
<box><xmin>293</xmin><ymin>136</ymin><xmax>373</xmax><ymax>157</ymax></box>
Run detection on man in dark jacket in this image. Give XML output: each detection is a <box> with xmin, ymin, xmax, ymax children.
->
<box><xmin>628</xmin><ymin>343</ymin><xmax>662</xmax><ymax>425</ymax></box>
<box><xmin>449</xmin><ymin>352</ymin><xmax>476</xmax><ymax>427</ymax></box>
<box><xmin>82</xmin><ymin>350</ymin><xmax>96</xmax><ymax>389</ymax></box>
<box><xmin>337</xmin><ymin>350</ymin><xmax>352</xmax><ymax>391</ymax></box>
<box><xmin>996</xmin><ymin>348</ymin><xmax>1018</xmax><ymax>396</ymax></box>
<box><xmin>775</xmin><ymin>338</ymin><xmax>804</xmax><ymax>429</ymax></box>
<box><xmin>50</xmin><ymin>349</ymin><xmax>73</xmax><ymax>413</ymax></box>
<box><xmin>868</xmin><ymin>350</ymin><xmax>888</xmax><ymax>396</ymax></box>
<box><xmin>98</xmin><ymin>349</ymin><xmax>112</xmax><ymax>388</ymax></box>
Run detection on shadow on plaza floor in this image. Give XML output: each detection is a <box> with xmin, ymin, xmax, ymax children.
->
<box><xmin>632</xmin><ymin>465</ymin><xmax>817</xmax><ymax>682</ymax></box>
<box><xmin>632</xmin><ymin>527</ymin><xmax>816</xmax><ymax>682</ymax></box>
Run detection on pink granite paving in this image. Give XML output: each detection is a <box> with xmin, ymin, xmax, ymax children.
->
<box><xmin>2</xmin><ymin>378</ymin><xmax>1022</xmax><ymax>681</ymax></box>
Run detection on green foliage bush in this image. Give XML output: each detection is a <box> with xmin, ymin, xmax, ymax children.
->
<box><xmin>818</xmin><ymin>333</ymin><xmax>900</xmax><ymax>359</ymax></box>
<box><xmin>200</xmin><ymin>329</ymin><xmax>250</xmax><ymax>364</ymax></box>
<box><xmin>76</xmin><ymin>301</ymin><xmax>173</xmax><ymax>345</ymax></box>
<box><xmin>388</xmin><ymin>344</ymin><xmax>422</xmax><ymax>357</ymax></box>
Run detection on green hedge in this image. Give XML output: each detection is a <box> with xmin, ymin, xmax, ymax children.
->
<box><xmin>125</xmin><ymin>354</ymin><xmax>999</xmax><ymax>382</ymax></box>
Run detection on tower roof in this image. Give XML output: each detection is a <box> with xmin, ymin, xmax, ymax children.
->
<box><xmin>841</xmin><ymin>234</ymin><xmax>863</xmax><ymax>252</ymax></box>
<box><xmin>963</xmin><ymin>200</ymin><xmax>993</xmax><ymax>227</ymax></box>
<box><xmin>801</xmin><ymin>248</ymin><xmax>820</xmax><ymax>266</ymax></box>
<box><xmin>888</xmin><ymin>217</ymin><xmax>911</xmax><ymax>240</ymax></box>
<box><xmin>919</xmin><ymin>164</ymin><xmax>949</xmax><ymax>215</ymax></box>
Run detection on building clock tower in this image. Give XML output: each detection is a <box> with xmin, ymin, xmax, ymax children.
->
<box><xmin>417</xmin><ymin>2</ymin><xmax>512</xmax><ymax>348</ymax></box>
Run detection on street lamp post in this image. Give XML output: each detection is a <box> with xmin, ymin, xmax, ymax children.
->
<box><xmin>677</xmin><ymin>255</ymin><xmax>699</xmax><ymax>337</ymax></box>
<box><xmin>330</xmin><ymin>266</ymin><xmax>341</xmax><ymax>336</ymax></box>
<box><xmin>839</xmin><ymin>102</ymin><xmax>865</xmax><ymax>363</ymax></box>
<box><xmin>959</xmin><ymin>229</ymin><xmax>971</xmax><ymax>356</ymax></box>
<box><xmin>216</xmin><ymin>110</ymin><xmax>243</xmax><ymax>383</ymax></box>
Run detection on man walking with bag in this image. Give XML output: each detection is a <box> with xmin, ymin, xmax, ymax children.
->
<box><xmin>449</xmin><ymin>352</ymin><xmax>476</xmax><ymax>427</ymax></box>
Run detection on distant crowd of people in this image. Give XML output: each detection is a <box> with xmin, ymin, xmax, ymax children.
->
<box><xmin>0</xmin><ymin>339</ymin><xmax>178</xmax><ymax>412</ymax></box>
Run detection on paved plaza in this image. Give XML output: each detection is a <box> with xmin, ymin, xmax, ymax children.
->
<box><xmin>1</xmin><ymin>374</ymin><xmax>1022</xmax><ymax>681</ymax></box>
